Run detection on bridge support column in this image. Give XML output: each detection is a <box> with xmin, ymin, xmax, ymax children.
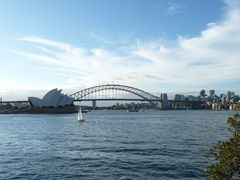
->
<box><xmin>160</xmin><ymin>93</ymin><xmax>168</xmax><ymax>110</ymax></box>
<box><xmin>92</xmin><ymin>100</ymin><xmax>96</xmax><ymax>110</ymax></box>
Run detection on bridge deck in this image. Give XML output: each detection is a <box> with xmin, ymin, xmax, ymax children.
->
<box><xmin>73</xmin><ymin>99</ymin><xmax>202</xmax><ymax>104</ymax></box>
<box><xmin>1</xmin><ymin>99</ymin><xmax>202</xmax><ymax>104</ymax></box>
<box><xmin>1</xmin><ymin>101</ymin><xmax>29</xmax><ymax>103</ymax></box>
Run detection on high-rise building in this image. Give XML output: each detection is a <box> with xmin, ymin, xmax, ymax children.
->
<box><xmin>174</xmin><ymin>94</ymin><xmax>185</xmax><ymax>101</ymax></box>
<box><xmin>209</xmin><ymin>90</ymin><xmax>215</xmax><ymax>97</ymax></box>
<box><xmin>227</xmin><ymin>91</ymin><xmax>235</xmax><ymax>101</ymax></box>
<box><xmin>200</xmin><ymin>90</ymin><xmax>205</xmax><ymax>97</ymax></box>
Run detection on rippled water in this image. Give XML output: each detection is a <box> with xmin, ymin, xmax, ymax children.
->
<box><xmin>0</xmin><ymin>110</ymin><xmax>235</xmax><ymax>179</ymax></box>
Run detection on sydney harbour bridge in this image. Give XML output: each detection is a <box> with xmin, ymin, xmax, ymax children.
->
<box><xmin>69</xmin><ymin>84</ymin><xmax>163</xmax><ymax>109</ymax></box>
<box><xmin>69</xmin><ymin>84</ymin><xmax>201</xmax><ymax>109</ymax></box>
<box><xmin>2</xmin><ymin>84</ymin><xmax>202</xmax><ymax>109</ymax></box>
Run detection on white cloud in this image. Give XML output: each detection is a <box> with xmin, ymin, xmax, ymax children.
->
<box><xmin>18</xmin><ymin>36</ymin><xmax>72</xmax><ymax>51</ymax></box>
<box><xmin>14</xmin><ymin>0</ymin><xmax>240</xmax><ymax>92</ymax></box>
<box><xmin>224</xmin><ymin>0</ymin><xmax>240</xmax><ymax>9</ymax></box>
<box><xmin>17</xmin><ymin>36</ymin><xmax>148</xmax><ymax>90</ymax></box>
<box><xmin>167</xmin><ymin>2</ymin><xmax>184</xmax><ymax>15</ymax></box>
<box><xmin>15</xmin><ymin>50</ymin><xmax>61</xmax><ymax>65</ymax></box>
<box><xmin>88</xmin><ymin>32</ymin><xmax>115</xmax><ymax>44</ymax></box>
<box><xmin>132</xmin><ymin>1</ymin><xmax>240</xmax><ymax>87</ymax></box>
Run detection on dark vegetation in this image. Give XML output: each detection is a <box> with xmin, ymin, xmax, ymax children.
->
<box><xmin>205</xmin><ymin>113</ymin><xmax>240</xmax><ymax>179</ymax></box>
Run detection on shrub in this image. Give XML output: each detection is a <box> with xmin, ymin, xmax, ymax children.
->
<box><xmin>205</xmin><ymin>113</ymin><xmax>240</xmax><ymax>179</ymax></box>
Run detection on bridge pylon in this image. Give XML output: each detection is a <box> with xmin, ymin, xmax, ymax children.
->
<box><xmin>159</xmin><ymin>93</ymin><xmax>168</xmax><ymax>110</ymax></box>
<box><xmin>92</xmin><ymin>100</ymin><xmax>96</xmax><ymax>110</ymax></box>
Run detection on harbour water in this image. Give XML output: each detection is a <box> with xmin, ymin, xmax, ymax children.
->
<box><xmin>0</xmin><ymin>110</ymin><xmax>235</xmax><ymax>179</ymax></box>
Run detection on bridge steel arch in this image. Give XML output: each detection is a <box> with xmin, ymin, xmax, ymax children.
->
<box><xmin>69</xmin><ymin>84</ymin><xmax>161</xmax><ymax>103</ymax></box>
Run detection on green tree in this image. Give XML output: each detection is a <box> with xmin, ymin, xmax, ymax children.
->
<box><xmin>205</xmin><ymin>113</ymin><xmax>240</xmax><ymax>179</ymax></box>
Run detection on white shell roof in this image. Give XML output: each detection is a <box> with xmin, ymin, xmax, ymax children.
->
<box><xmin>28</xmin><ymin>88</ymin><xmax>73</xmax><ymax>108</ymax></box>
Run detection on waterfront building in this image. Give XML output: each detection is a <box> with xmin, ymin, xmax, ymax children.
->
<box><xmin>174</xmin><ymin>94</ymin><xmax>180</xmax><ymax>101</ymax></box>
<box><xmin>212</xmin><ymin>102</ymin><xmax>221</xmax><ymax>110</ymax></box>
<box><xmin>186</xmin><ymin>95</ymin><xmax>193</xmax><ymax>101</ymax></box>
<box><xmin>28</xmin><ymin>88</ymin><xmax>74</xmax><ymax>108</ymax></box>
<box><xmin>220</xmin><ymin>93</ymin><xmax>225</xmax><ymax>98</ymax></box>
<box><xmin>186</xmin><ymin>95</ymin><xmax>199</xmax><ymax>101</ymax></box>
<box><xmin>174</xmin><ymin>94</ymin><xmax>185</xmax><ymax>101</ymax></box>
<box><xmin>212</xmin><ymin>94</ymin><xmax>220</xmax><ymax>102</ymax></box>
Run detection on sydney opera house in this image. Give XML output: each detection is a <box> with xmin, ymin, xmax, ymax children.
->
<box><xmin>28</xmin><ymin>88</ymin><xmax>74</xmax><ymax>108</ymax></box>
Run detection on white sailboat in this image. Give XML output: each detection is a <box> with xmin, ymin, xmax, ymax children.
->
<box><xmin>77</xmin><ymin>106</ymin><xmax>85</xmax><ymax>122</ymax></box>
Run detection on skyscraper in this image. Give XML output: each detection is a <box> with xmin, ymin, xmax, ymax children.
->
<box><xmin>200</xmin><ymin>90</ymin><xmax>206</xmax><ymax>97</ymax></box>
<box><xmin>209</xmin><ymin>90</ymin><xmax>215</xmax><ymax>97</ymax></box>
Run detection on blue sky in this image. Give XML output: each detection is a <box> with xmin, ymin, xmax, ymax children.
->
<box><xmin>0</xmin><ymin>0</ymin><xmax>240</xmax><ymax>99</ymax></box>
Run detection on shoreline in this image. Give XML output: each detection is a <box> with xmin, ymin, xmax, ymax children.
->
<box><xmin>0</xmin><ymin>108</ymin><xmax>237</xmax><ymax>114</ymax></box>
<box><xmin>0</xmin><ymin>106</ymin><xmax>77</xmax><ymax>114</ymax></box>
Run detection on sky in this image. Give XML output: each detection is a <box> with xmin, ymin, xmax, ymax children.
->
<box><xmin>0</xmin><ymin>0</ymin><xmax>240</xmax><ymax>100</ymax></box>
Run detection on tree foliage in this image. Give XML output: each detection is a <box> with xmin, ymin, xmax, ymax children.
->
<box><xmin>205</xmin><ymin>113</ymin><xmax>240</xmax><ymax>179</ymax></box>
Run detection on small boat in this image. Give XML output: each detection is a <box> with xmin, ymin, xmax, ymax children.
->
<box><xmin>77</xmin><ymin>107</ymin><xmax>85</xmax><ymax>122</ymax></box>
<box><xmin>127</xmin><ymin>108</ymin><xmax>139</xmax><ymax>112</ymax></box>
<box><xmin>81</xmin><ymin>109</ymin><xmax>89</xmax><ymax>113</ymax></box>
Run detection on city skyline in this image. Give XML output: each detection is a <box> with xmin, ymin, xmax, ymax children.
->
<box><xmin>0</xmin><ymin>0</ymin><xmax>240</xmax><ymax>100</ymax></box>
